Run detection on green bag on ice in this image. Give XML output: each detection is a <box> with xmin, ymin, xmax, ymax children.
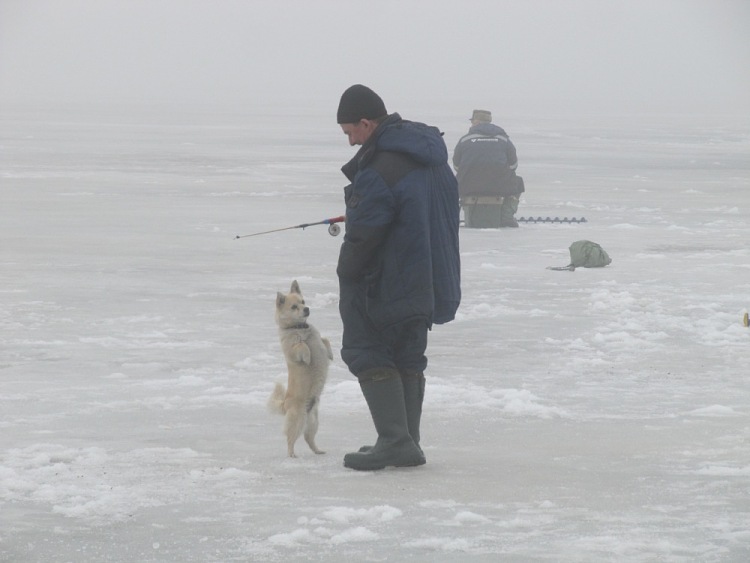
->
<box><xmin>548</xmin><ymin>240</ymin><xmax>612</xmax><ymax>271</ymax></box>
<box><xmin>569</xmin><ymin>240</ymin><xmax>612</xmax><ymax>268</ymax></box>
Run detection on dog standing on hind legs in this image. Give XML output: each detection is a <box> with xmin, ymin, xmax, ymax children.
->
<box><xmin>268</xmin><ymin>280</ymin><xmax>333</xmax><ymax>457</ymax></box>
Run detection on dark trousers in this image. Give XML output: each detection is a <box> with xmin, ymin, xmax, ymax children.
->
<box><xmin>340</xmin><ymin>282</ymin><xmax>428</xmax><ymax>376</ymax></box>
<box><xmin>462</xmin><ymin>196</ymin><xmax>519</xmax><ymax>228</ymax></box>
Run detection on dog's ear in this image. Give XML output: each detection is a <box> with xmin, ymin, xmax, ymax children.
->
<box><xmin>290</xmin><ymin>280</ymin><xmax>301</xmax><ymax>295</ymax></box>
<box><xmin>276</xmin><ymin>292</ymin><xmax>286</xmax><ymax>307</ymax></box>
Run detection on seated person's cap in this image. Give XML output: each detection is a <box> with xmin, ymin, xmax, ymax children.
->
<box><xmin>471</xmin><ymin>109</ymin><xmax>492</xmax><ymax>122</ymax></box>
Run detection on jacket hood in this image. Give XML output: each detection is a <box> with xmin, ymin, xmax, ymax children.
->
<box><xmin>375</xmin><ymin>113</ymin><xmax>449</xmax><ymax>166</ymax></box>
<box><xmin>470</xmin><ymin>122</ymin><xmax>508</xmax><ymax>137</ymax></box>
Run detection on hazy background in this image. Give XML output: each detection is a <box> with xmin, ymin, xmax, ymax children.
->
<box><xmin>1</xmin><ymin>0</ymin><xmax>749</xmax><ymax>117</ymax></box>
<box><xmin>2</xmin><ymin>2</ymin><xmax>750</xmax><ymax>560</ymax></box>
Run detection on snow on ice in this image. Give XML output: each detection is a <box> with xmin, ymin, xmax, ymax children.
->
<box><xmin>1</xmin><ymin>104</ymin><xmax>749</xmax><ymax>562</ymax></box>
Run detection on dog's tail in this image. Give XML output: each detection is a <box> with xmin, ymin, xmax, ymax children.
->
<box><xmin>267</xmin><ymin>382</ymin><xmax>286</xmax><ymax>415</ymax></box>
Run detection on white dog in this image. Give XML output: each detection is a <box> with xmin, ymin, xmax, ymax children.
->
<box><xmin>268</xmin><ymin>280</ymin><xmax>333</xmax><ymax>457</ymax></box>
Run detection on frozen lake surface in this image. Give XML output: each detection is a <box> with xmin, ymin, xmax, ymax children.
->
<box><xmin>1</xmin><ymin>103</ymin><xmax>749</xmax><ymax>562</ymax></box>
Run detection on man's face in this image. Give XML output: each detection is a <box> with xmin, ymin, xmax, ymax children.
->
<box><xmin>341</xmin><ymin>119</ymin><xmax>377</xmax><ymax>146</ymax></box>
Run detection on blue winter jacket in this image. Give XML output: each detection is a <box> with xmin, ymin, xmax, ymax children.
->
<box><xmin>337</xmin><ymin>113</ymin><xmax>461</xmax><ymax>331</ymax></box>
<box><xmin>453</xmin><ymin>122</ymin><xmax>519</xmax><ymax>198</ymax></box>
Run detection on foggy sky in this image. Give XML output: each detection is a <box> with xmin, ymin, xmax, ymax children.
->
<box><xmin>1</xmin><ymin>0</ymin><xmax>749</xmax><ymax>115</ymax></box>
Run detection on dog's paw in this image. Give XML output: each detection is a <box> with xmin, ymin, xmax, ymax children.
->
<box><xmin>292</xmin><ymin>342</ymin><xmax>311</xmax><ymax>365</ymax></box>
<box><xmin>322</xmin><ymin>337</ymin><xmax>334</xmax><ymax>361</ymax></box>
<box><xmin>300</xmin><ymin>352</ymin><xmax>311</xmax><ymax>365</ymax></box>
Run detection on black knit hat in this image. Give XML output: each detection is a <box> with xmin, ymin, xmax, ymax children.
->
<box><xmin>336</xmin><ymin>84</ymin><xmax>387</xmax><ymax>124</ymax></box>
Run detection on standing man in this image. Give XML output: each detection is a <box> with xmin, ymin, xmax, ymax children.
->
<box><xmin>453</xmin><ymin>109</ymin><xmax>524</xmax><ymax>228</ymax></box>
<box><xmin>335</xmin><ymin>84</ymin><xmax>461</xmax><ymax>471</ymax></box>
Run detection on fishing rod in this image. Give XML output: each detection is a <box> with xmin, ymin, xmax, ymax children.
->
<box><xmin>235</xmin><ymin>215</ymin><xmax>345</xmax><ymax>239</ymax></box>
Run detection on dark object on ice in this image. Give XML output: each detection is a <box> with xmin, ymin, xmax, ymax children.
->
<box><xmin>517</xmin><ymin>216</ymin><xmax>587</xmax><ymax>224</ymax></box>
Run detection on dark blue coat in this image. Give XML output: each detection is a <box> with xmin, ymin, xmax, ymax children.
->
<box><xmin>453</xmin><ymin>122</ymin><xmax>519</xmax><ymax>198</ymax></box>
<box><xmin>337</xmin><ymin>114</ymin><xmax>461</xmax><ymax>331</ymax></box>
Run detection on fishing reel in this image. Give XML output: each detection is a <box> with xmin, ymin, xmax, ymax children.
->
<box><xmin>328</xmin><ymin>223</ymin><xmax>341</xmax><ymax>236</ymax></box>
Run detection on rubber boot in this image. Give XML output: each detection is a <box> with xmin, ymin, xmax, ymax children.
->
<box><xmin>344</xmin><ymin>369</ymin><xmax>425</xmax><ymax>471</ymax></box>
<box><xmin>400</xmin><ymin>370</ymin><xmax>425</xmax><ymax>448</ymax></box>
<box><xmin>500</xmin><ymin>196</ymin><xmax>519</xmax><ymax>228</ymax></box>
<box><xmin>359</xmin><ymin>370</ymin><xmax>425</xmax><ymax>453</ymax></box>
